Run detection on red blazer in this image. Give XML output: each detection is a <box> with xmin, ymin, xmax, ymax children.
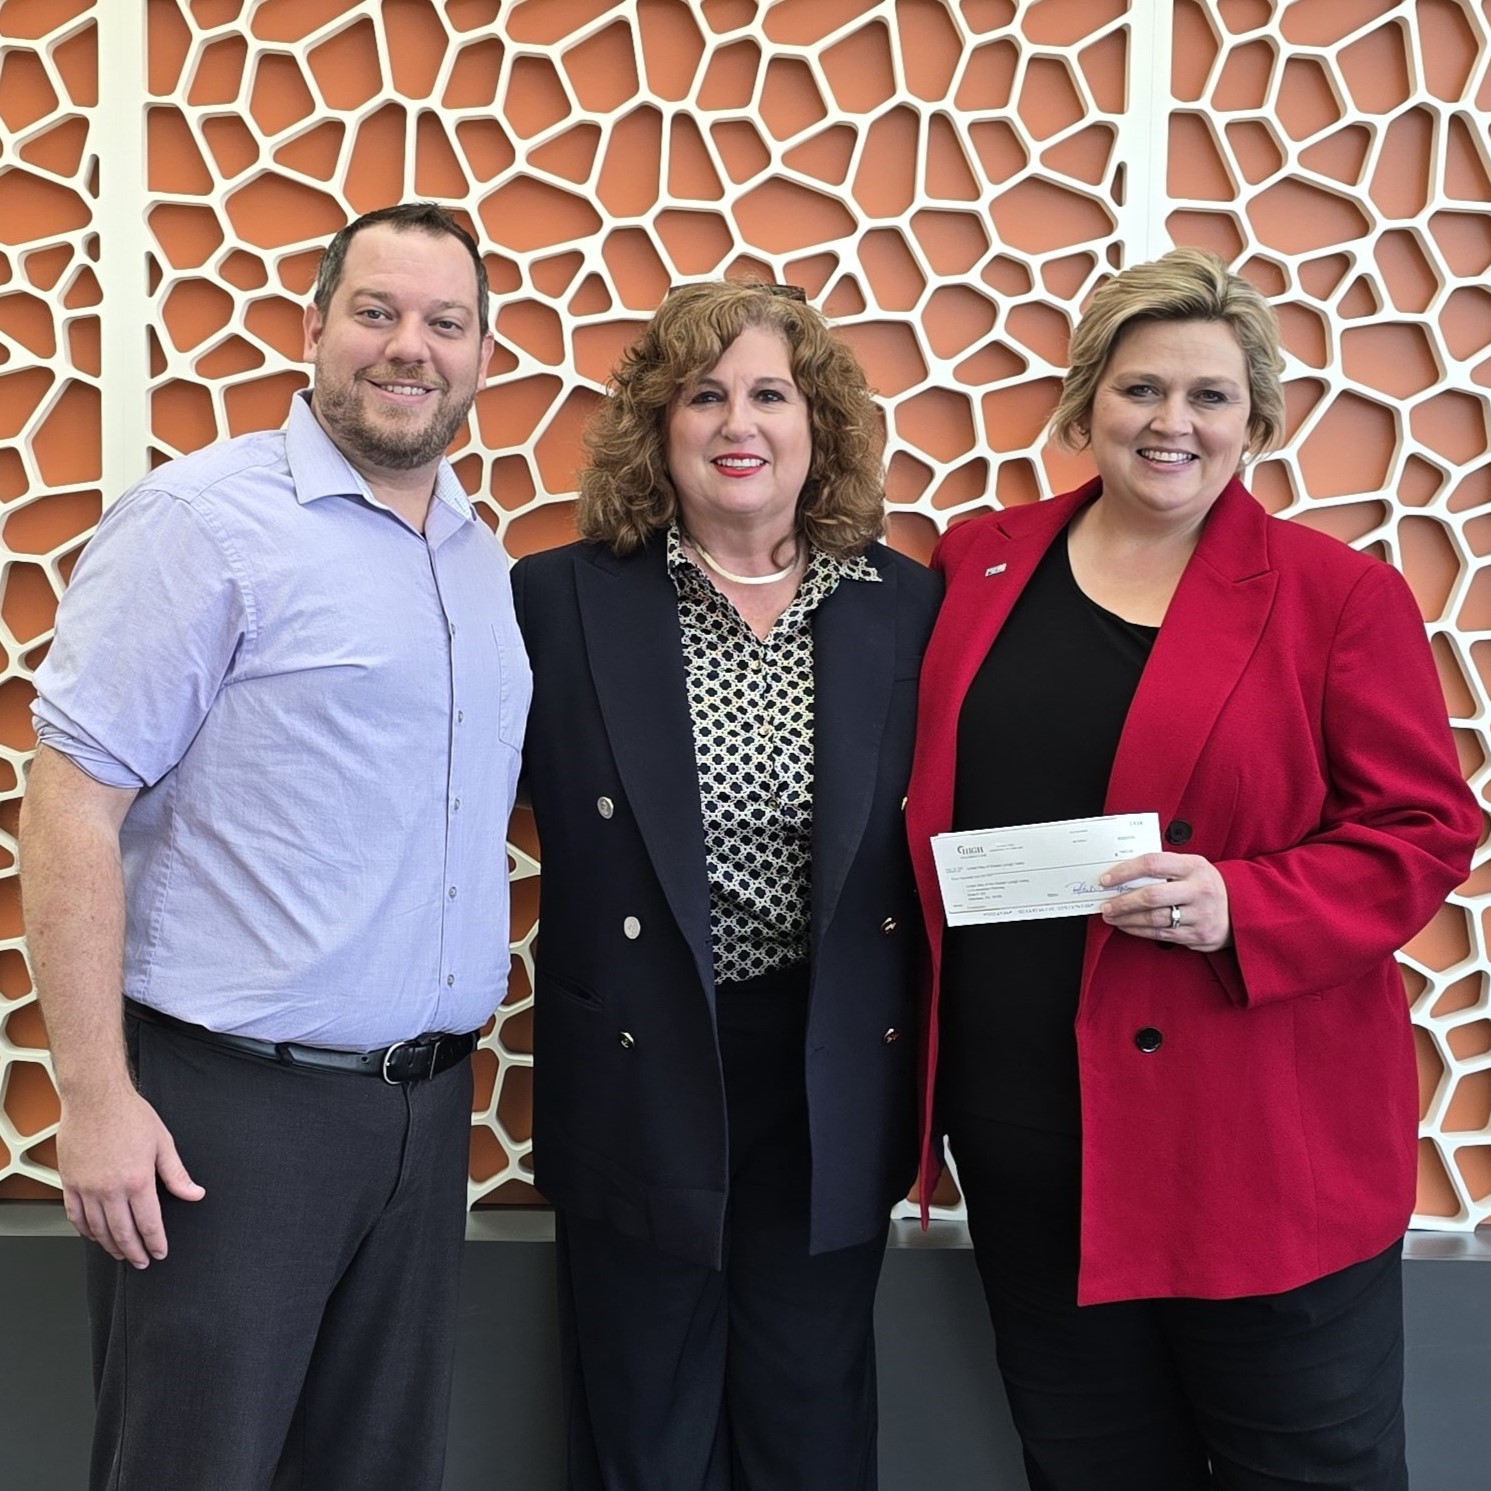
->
<box><xmin>906</xmin><ymin>478</ymin><xmax>1481</xmax><ymax>1304</ymax></box>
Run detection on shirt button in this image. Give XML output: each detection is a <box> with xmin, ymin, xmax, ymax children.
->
<box><xmin>457</xmin><ymin>709</ymin><xmax>465</xmax><ymax>724</ymax></box>
<box><xmin>446</xmin><ymin>973</ymin><xmax>456</xmax><ymax>987</ymax></box>
<box><xmin>452</xmin><ymin>798</ymin><xmax>461</xmax><ymax>813</ymax></box>
<box><xmin>449</xmin><ymin>621</ymin><xmax>457</xmax><ymax>637</ymax></box>
<box><xmin>757</xmin><ymin>724</ymin><xmax>772</xmax><ymax>738</ymax></box>
<box><xmin>619</xmin><ymin>1031</ymin><xmax>636</xmax><ymax>1050</ymax></box>
<box><xmin>1134</xmin><ymin>1027</ymin><xmax>1164</xmax><ymax>1053</ymax></box>
<box><xmin>623</xmin><ymin>916</ymin><xmax>641</xmax><ymax>939</ymax></box>
<box><xmin>880</xmin><ymin>916</ymin><xmax>898</xmax><ymax>935</ymax></box>
<box><xmin>597</xmin><ymin>796</ymin><xmax>614</xmax><ymax>819</ymax></box>
<box><xmin>448</xmin><ymin>886</ymin><xmax>458</xmax><ymax>900</ymax></box>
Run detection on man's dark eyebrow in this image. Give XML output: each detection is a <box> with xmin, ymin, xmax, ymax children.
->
<box><xmin>346</xmin><ymin>288</ymin><xmax>474</xmax><ymax>315</ymax></box>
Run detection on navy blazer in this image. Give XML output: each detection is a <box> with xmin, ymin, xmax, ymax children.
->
<box><xmin>512</xmin><ymin>537</ymin><xmax>941</xmax><ymax>1268</ymax></box>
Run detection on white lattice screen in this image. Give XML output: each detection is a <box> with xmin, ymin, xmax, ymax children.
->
<box><xmin>0</xmin><ymin>0</ymin><xmax>1487</xmax><ymax>1227</ymax></box>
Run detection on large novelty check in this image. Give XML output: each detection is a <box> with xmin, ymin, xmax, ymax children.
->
<box><xmin>931</xmin><ymin>812</ymin><xmax>1161</xmax><ymax>926</ymax></box>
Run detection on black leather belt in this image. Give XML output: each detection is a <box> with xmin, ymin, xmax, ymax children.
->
<box><xmin>125</xmin><ymin>1000</ymin><xmax>479</xmax><ymax>1084</ymax></box>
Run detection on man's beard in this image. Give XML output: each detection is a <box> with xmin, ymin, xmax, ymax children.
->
<box><xmin>313</xmin><ymin>365</ymin><xmax>474</xmax><ymax>471</ymax></box>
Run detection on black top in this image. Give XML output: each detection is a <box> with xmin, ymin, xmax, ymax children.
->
<box><xmin>940</xmin><ymin>530</ymin><xmax>1157</xmax><ymax>1133</ymax></box>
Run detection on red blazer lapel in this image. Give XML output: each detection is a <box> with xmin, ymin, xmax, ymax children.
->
<box><xmin>1083</xmin><ymin>479</ymin><xmax>1278</xmax><ymax>981</ymax></box>
<box><xmin>1105</xmin><ymin>479</ymin><xmax>1278</xmax><ymax>819</ymax></box>
<box><xmin>907</xmin><ymin>484</ymin><xmax>1097</xmax><ymax>901</ymax></box>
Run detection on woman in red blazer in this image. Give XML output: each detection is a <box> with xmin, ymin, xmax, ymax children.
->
<box><xmin>904</xmin><ymin>248</ymin><xmax>1480</xmax><ymax>1491</ymax></box>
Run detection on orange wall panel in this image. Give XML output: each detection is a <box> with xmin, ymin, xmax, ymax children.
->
<box><xmin>0</xmin><ymin>2</ymin><xmax>1487</xmax><ymax>1233</ymax></box>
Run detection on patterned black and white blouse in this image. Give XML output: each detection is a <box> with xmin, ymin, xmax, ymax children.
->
<box><xmin>666</xmin><ymin>523</ymin><xmax>881</xmax><ymax>985</ymax></box>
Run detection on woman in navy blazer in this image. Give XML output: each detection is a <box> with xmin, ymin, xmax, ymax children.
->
<box><xmin>904</xmin><ymin>250</ymin><xmax>1479</xmax><ymax>1490</ymax></box>
<box><xmin>512</xmin><ymin>281</ymin><xmax>940</xmax><ymax>1490</ymax></box>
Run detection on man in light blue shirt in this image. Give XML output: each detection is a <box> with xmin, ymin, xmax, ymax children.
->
<box><xmin>19</xmin><ymin>202</ymin><xmax>530</xmax><ymax>1491</ymax></box>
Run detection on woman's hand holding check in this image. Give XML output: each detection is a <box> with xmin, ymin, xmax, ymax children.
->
<box><xmin>1100</xmin><ymin>852</ymin><xmax>1232</xmax><ymax>952</ymax></box>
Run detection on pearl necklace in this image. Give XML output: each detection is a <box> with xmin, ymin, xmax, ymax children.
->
<box><xmin>690</xmin><ymin>539</ymin><xmax>802</xmax><ymax>587</ymax></box>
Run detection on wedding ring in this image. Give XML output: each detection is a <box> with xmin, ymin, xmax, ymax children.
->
<box><xmin>1169</xmin><ymin>904</ymin><xmax>1182</xmax><ymax>930</ymax></box>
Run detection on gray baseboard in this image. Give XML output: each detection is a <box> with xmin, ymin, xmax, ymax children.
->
<box><xmin>2</xmin><ymin>1207</ymin><xmax>1488</xmax><ymax>1490</ymax></box>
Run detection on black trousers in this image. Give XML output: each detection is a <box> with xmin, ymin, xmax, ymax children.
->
<box><xmin>558</xmin><ymin>965</ymin><xmax>888</xmax><ymax>1491</ymax></box>
<box><xmin>947</xmin><ymin>1112</ymin><xmax>1408</xmax><ymax>1491</ymax></box>
<box><xmin>87</xmin><ymin>1014</ymin><xmax>474</xmax><ymax>1491</ymax></box>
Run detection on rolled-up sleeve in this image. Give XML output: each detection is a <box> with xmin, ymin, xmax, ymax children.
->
<box><xmin>32</xmin><ymin>486</ymin><xmax>252</xmax><ymax>791</ymax></box>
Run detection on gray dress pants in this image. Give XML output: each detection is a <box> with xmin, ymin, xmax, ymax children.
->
<box><xmin>87</xmin><ymin>1013</ymin><xmax>473</xmax><ymax>1491</ymax></box>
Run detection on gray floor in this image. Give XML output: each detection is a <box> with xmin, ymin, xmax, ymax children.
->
<box><xmin>2</xmin><ymin>1206</ymin><xmax>1488</xmax><ymax>1490</ymax></box>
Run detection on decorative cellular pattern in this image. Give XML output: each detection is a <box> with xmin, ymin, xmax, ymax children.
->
<box><xmin>0</xmin><ymin>0</ymin><xmax>103</xmax><ymax>1199</ymax></box>
<box><xmin>0</xmin><ymin>1</ymin><xmax>1487</xmax><ymax>1230</ymax></box>
<box><xmin>1165</xmin><ymin>0</ymin><xmax>1491</xmax><ymax>1229</ymax></box>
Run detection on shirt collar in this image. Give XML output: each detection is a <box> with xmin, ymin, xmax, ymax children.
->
<box><xmin>283</xmin><ymin>391</ymin><xmax>475</xmax><ymax>527</ymax></box>
<box><xmin>665</xmin><ymin>522</ymin><xmax>880</xmax><ymax>591</ymax></box>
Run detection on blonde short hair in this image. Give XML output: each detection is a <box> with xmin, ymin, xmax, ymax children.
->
<box><xmin>1049</xmin><ymin>247</ymin><xmax>1285</xmax><ymax>458</ymax></box>
<box><xmin>577</xmin><ymin>281</ymin><xmax>886</xmax><ymax>558</ymax></box>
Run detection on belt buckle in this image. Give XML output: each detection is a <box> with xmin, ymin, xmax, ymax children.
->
<box><xmin>381</xmin><ymin>1041</ymin><xmax>408</xmax><ymax>1084</ymax></box>
<box><xmin>381</xmin><ymin>1035</ymin><xmax>452</xmax><ymax>1084</ymax></box>
<box><xmin>381</xmin><ymin>1038</ymin><xmax>437</xmax><ymax>1084</ymax></box>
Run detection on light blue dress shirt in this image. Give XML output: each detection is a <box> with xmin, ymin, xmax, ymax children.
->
<box><xmin>33</xmin><ymin>394</ymin><xmax>531</xmax><ymax>1048</ymax></box>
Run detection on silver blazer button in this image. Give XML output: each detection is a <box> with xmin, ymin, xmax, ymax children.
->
<box><xmin>597</xmin><ymin>796</ymin><xmax>614</xmax><ymax>819</ymax></box>
<box><xmin>623</xmin><ymin>916</ymin><xmax>642</xmax><ymax>939</ymax></box>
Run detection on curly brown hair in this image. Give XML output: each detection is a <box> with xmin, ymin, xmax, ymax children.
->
<box><xmin>1049</xmin><ymin>247</ymin><xmax>1285</xmax><ymax>459</ymax></box>
<box><xmin>577</xmin><ymin>281</ymin><xmax>887</xmax><ymax>558</ymax></box>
